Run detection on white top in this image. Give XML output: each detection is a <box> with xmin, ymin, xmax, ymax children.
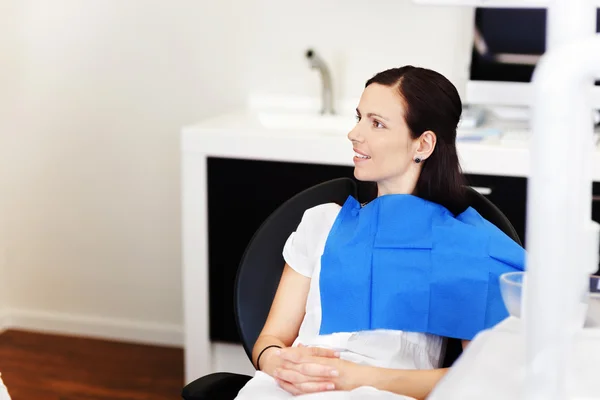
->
<box><xmin>282</xmin><ymin>203</ymin><xmax>444</xmax><ymax>370</ymax></box>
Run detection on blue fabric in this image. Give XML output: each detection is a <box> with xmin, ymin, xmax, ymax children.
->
<box><xmin>318</xmin><ymin>194</ymin><xmax>526</xmax><ymax>340</ymax></box>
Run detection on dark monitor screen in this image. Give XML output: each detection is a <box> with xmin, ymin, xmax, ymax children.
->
<box><xmin>470</xmin><ymin>8</ymin><xmax>600</xmax><ymax>83</ymax></box>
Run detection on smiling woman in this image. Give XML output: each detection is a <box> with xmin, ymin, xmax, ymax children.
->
<box><xmin>233</xmin><ymin>66</ymin><xmax>526</xmax><ymax>400</ymax></box>
<box><xmin>351</xmin><ymin>67</ymin><xmax>466</xmax><ymax>214</ymax></box>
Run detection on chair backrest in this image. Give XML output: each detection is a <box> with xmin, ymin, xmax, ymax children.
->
<box><xmin>234</xmin><ymin>177</ymin><xmax>358</xmax><ymax>361</ymax></box>
<box><xmin>234</xmin><ymin>179</ymin><xmax>522</xmax><ymax>366</ymax></box>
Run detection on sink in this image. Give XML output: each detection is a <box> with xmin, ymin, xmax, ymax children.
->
<box><xmin>256</xmin><ymin>111</ymin><xmax>356</xmax><ymax>134</ymax></box>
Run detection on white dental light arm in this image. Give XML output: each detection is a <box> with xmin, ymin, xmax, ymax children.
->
<box><xmin>525</xmin><ymin>31</ymin><xmax>600</xmax><ymax>400</ymax></box>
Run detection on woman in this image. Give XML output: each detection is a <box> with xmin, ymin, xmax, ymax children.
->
<box><xmin>235</xmin><ymin>66</ymin><xmax>525</xmax><ymax>400</ymax></box>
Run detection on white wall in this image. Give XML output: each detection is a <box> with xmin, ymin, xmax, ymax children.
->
<box><xmin>0</xmin><ymin>0</ymin><xmax>249</xmax><ymax>343</ymax></box>
<box><xmin>1</xmin><ymin>0</ymin><xmax>473</xmax><ymax>345</ymax></box>
<box><xmin>244</xmin><ymin>0</ymin><xmax>474</xmax><ymax>103</ymax></box>
<box><xmin>0</xmin><ymin>0</ymin><xmax>21</xmax><ymax>330</ymax></box>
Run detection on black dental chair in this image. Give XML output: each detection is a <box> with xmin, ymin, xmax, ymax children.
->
<box><xmin>181</xmin><ymin>177</ymin><xmax>523</xmax><ymax>400</ymax></box>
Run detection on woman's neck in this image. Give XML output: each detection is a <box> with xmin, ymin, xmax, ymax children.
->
<box><xmin>376</xmin><ymin>166</ymin><xmax>420</xmax><ymax>197</ymax></box>
<box><xmin>376</xmin><ymin>179</ymin><xmax>418</xmax><ymax>197</ymax></box>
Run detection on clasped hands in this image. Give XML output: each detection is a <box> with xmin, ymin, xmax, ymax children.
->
<box><xmin>268</xmin><ymin>344</ymin><xmax>362</xmax><ymax>396</ymax></box>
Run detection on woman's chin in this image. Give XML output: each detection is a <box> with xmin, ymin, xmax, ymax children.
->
<box><xmin>353</xmin><ymin>169</ymin><xmax>372</xmax><ymax>182</ymax></box>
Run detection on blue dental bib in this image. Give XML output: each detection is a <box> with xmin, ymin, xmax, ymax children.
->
<box><xmin>318</xmin><ymin>194</ymin><xmax>525</xmax><ymax>340</ymax></box>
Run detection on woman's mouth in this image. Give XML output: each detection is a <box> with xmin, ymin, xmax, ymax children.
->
<box><xmin>354</xmin><ymin>151</ymin><xmax>371</xmax><ymax>160</ymax></box>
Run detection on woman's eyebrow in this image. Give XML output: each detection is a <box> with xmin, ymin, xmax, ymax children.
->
<box><xmin>356</xmin><ymin>108</ymin><xmax>390</xmax><ymax>121</ymax></box>
<box><xmin>368</xmin><ymin>112</ymin><xmax>389</xmax><ymax>121</ymax></box>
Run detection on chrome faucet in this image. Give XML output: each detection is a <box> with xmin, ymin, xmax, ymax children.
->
<box><xmin>306</xmin><ymin>49</ymin><xmax>335</xmax><ymax>115</ymax></box>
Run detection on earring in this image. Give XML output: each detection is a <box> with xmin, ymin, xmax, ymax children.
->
<box><xmin>414</xmin><ymin>157</ymin><xmax>422</xmax><ymax>164</ymax></box>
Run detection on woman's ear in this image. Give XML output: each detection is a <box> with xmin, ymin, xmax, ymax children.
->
<box><xmin>415</xmin><ymin>130</ymin><xmax>437</xmax><ymax>162</ymax></box>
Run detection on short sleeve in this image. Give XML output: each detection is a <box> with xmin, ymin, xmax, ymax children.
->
<box><xmin>283</xmin><ymin>203</ymin><xmax>341</xmax><ymax>278</ymax></box>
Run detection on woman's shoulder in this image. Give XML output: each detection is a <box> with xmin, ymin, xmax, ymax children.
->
<box><xmin>282</xmin><ymin>202</ymin><xmax>343</xmax><ymax>277</ymax></box>
<box><xmin>298</xmin><ymin>202</ymin><xmax>343</xmax><ymax>232</ymax></box>
<box><xmin>302</xmin><ymin>202</ymin><xmax>343</xmax><ymax>218</ymax></box>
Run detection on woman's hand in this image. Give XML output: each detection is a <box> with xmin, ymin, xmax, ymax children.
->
<box><xmin>274</xmin><ymin>345</ymin><xmax>364</xmax><ymax>395</ymax></box>
<box><xmin>275</xmin><ymin>341</ymin><xmax>468</xmax><ymax>399</ymax></box>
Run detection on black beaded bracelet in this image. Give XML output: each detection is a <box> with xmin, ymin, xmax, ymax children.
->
<box><xmin>256</xmin><ymin>344</ymin><xmax>282</xmax><ymax>371</ymax></box>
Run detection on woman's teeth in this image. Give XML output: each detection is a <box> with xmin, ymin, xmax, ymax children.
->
<box><xmin>354</xmin><ymin>152</ymin><xmax>371</xmax><ymax>159</ymax></box>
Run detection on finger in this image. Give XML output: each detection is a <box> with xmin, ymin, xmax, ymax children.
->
<box><xmin>275</xmin><ymin>378</ymin><xmax>303</xmax><ymax>396</ymax></box>
<box><xmin>280</xmin><ymin>346</ymin><xmax>339</xmax><ymax>362</ymax></box>
<box><xmin>282</xmin><ymin>361</ymin><xmax>338</xmax><ymax>379</ymax></box>
<box><xmin>274</xmin><ymin>367</ymin><xmax>312</xmax><ymax>384</ymax></box>
<box><xmin>275</xmin><ymin>377</ymin><xmax>335</xmax><ymax>395</ymax></box>
<box><xmin>310</xmin><ymin>346</ymin><xmax>341</xmax><ymax>358</ymax></box>
<box><xmin>280</xmin><ymin>349</ymin><xmax>338</xmax><ymax>364</ymax></box>
<box><xmin>295</xmin><ymin>380</ymin><xmax>336</xmax><ymax>393</ymax></box>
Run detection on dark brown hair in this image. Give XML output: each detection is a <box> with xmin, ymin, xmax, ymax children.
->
<box><xmin>365</xmin><ymin>66</ymin><xmax>468</xmax><ymax>215</ymax></box>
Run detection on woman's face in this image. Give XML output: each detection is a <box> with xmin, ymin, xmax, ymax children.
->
<box><xmin>348</xmin><ymin>83</ymin><xmax>425</xmax><ymax>195</ymax></box>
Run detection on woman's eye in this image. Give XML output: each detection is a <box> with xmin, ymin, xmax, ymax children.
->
<box><xmin>355</xmin><ymin>115</ymin><xmax>361</xmax><ymax>122</ymax></box>
<box><xmin>373</xmin><ymin>120</ymin><xmax>384</xmax><ymax>129</ymax></box>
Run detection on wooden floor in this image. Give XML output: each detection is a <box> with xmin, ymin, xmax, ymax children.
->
<box><xmin>0</xmin><ymin>329</ymin><xmax>183</xmax><ymax>400</ymax></box>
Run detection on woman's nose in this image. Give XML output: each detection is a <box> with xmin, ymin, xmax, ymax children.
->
<box><xmin>347</xmin><ymin>126</ymin><xmax>362</xmax><ymax>143</ymax></box>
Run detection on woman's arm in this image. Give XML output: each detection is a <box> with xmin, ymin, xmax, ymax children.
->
<box><xmin>251</xmin><ymin>264</ymin><xmax>310</xmax><ymax>374</ymax></box>
<box><xmin>344</xmin><ymin>340</ymin><xmax>471</xmax><ymax>400</ymax></box>
<box><xmin>253</xmin><ymin>262</ymin><xmax>340</xmax><ymax>397</ymax></box>
<box><xmin>278</xmin><ymin>339</ymin><xmax>471</xmax><ymax>399</ymax></box>
<box><xmin>278</xmin><ymin>354</ymin><xmax>448</xmax><ymax>400</ymax></box>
